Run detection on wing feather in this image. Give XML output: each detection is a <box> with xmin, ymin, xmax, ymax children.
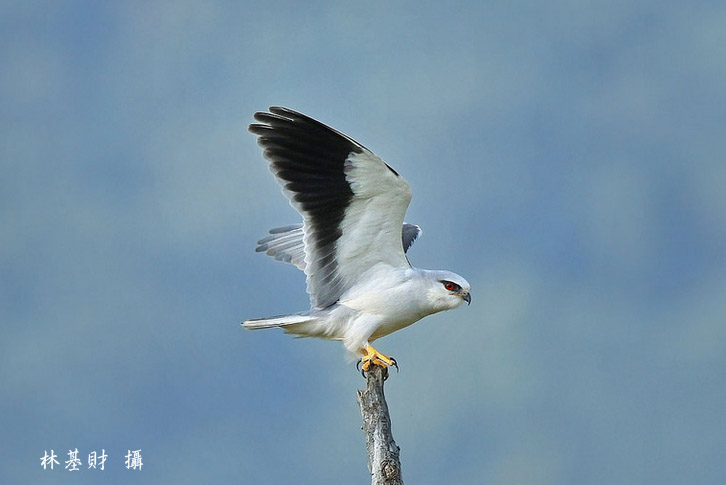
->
<box><xmin>256</xmin><ymin>222</ymin><xmax>421</xmax><ymax>272</ymax></box>
<box><xmin>250</xmin><ymin>107</ymin><xmax>412</xmax><ymax>309</ymax></box>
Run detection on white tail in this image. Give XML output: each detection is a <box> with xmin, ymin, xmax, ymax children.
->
<box><xmin>242</xmin><ymin>312</ymin><xmax>313</xmax><ymax>330</ymax></box>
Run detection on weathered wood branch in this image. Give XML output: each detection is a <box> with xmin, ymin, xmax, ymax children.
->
<box><xmin>357</xmin><ymin>365</ymin><xmax>403</xmax><ymax>485</ymax></box>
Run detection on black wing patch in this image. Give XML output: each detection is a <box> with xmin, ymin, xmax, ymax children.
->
<box><xmin>249</xmin><ymin>107</ymin><xmax>361</xmax><ymax>308</ymax></box>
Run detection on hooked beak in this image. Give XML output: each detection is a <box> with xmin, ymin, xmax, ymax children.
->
<box><xmin>462</xmin><ymin>293</ymin><xmax>471</xmax><ymax>306</ymax></box>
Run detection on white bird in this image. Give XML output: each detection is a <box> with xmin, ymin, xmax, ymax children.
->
<box><xmin>242</xmin><ymin>107</ymin><xmax>471</xmax><ymax>372</ymax></box>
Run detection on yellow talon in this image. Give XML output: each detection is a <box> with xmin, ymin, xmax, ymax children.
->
<box><xmin>359</xmin><ymin>345</ymin><xmax>398</xmax><ymax>372</ymax></box>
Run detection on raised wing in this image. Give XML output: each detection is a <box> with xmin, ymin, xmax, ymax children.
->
<box><xmin>256</xmin><ymin>222</ymin><xmax>422</xmax><ymax>272</ymax></box>
<box><xmin>249</xmin><ymin>107</ymin><xmax>412</xmax><ymax>309</ymax></box>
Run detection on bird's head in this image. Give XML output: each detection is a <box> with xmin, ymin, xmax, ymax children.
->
<box><xmin>423</xmin><ymin>270</ymin><xmax>471</xmax><ymax>312</ymax></box>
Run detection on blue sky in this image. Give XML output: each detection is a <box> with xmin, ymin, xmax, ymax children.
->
<box><xmin>2</xmin><ymin>1</ymin><xmax>725</xmax><ymax>483</ymax></box>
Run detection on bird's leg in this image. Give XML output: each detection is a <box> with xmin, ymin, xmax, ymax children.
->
<box><xmin>359</xmin><ymin>344</ymin><xmax>398</xmax><ymax>373</ymax></box>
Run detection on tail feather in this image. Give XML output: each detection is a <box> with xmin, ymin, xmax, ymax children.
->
<box><xmin>242</xmin><ymin>312</ymin><xmax>312</xmax><ymax>330</ymax></box>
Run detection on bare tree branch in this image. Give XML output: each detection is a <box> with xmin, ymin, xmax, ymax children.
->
<box><xmin>357</xmin><ymin>366</ymin><xmax>404</xmax><ymax>485</ymax></box>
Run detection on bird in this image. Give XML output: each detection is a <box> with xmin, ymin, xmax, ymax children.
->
<box><xmin>242</xmin><ymin>107</ymin><xmax>471</xmax><ymax>372</ymax></box>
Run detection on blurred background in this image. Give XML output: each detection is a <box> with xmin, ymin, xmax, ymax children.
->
<box><xmin>2</xmin><ymin>1</ymin><xmax>725</xmax><ymax>483</ymax></box>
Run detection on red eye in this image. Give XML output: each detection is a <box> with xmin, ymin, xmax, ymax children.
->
<box><xmin>444</xmin><ymin>281</ymin><xmax>457</xmax><ymax>291</ymax></box>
